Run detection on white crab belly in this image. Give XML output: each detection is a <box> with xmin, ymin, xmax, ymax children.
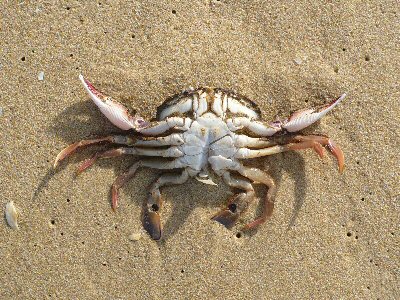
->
<box><xmin>177</xmin><ymin>116</ymin><xmax>233</xmax><ymax>172</ymax></box>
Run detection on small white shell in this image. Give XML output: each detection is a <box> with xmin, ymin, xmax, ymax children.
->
<box><xmin>129</xmin><ymin>232</ymin><xmax>142</xmax><ymax>241</ymax></box>
<box><xmin>195</xmin><ymin>176</ymin><xmax>218</xmax><ymax>186</ymax></box>
<box><xmin>5</xmin><ymin>201</ymin><xmax>19</xmax><ymax>229</ymax></box>
<box><xmin>195</xmin><ymin>171</ymin><xmax>218</xmax><ymax>186</ymax></box>
<box><xmin>294</xmin><ymin>57</ymin><xmax>303</xmax><ymax>65</ymax></box>
<box><xmin>38</xmin><ymin>71</ymin><xmax>44</xmax><ymax>81</ymax></box>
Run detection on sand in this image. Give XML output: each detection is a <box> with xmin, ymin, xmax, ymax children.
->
<box><xmin>1</xmin><ymin>1</ymin><xmax>399</xmax><ymax>299</ymax></box>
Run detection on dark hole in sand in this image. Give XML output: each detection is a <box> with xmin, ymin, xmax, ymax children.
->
<box><xmin>228</xmin><ymin>203</ymin><xmax>237</xmax><ymax>213</ymax></box>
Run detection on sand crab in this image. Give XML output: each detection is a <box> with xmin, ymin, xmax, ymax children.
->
<box><xmin>54</xmin><ymin>75</ymin><xmax>345</xmax><ymax>240</ymax></box>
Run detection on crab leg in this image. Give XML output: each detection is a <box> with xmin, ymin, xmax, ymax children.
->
<box><xmin>76</xmin><ymin>146</ymin><xmax>184</xmax><ymax>174</ymax></box>
<box><xmin>233</xmin><ymin>134</ymin><xmax>277</xmax><ymax>148</ymax></box>
<box><xmin>211</xmin><ymin>172</ymin><xmax>256</xmax><ymax>229</ymax></box>
<box><xmin>227</xmin><ymin>117</ymin><xmax>281</xmax><ymax>136</ymax></box>
<box><xmin>209</xmin><ymin>157</ymin><xmax>277</xmax><ymax>231</ymax></box>
<box><xmin>235</xmin><ymin>135</ymin><xmax>344</xmax><ymax>173</ymax></box>
<box><xmin>54</xmin><ymin>136</ymin><xmax>114</xmax><ymax>168</ymax></box>
<box><xmin>235</xmin><ymin>164</ymin><xmax>277</xmax><ymax>231</ymax></box>
<box><xmin>228</xmin><ymin>94</ymin><xmax>346</xmax><ymax>136</ymax></box>
<box><xmin>143</xmin><ymin>170</ymin><xmax>189</xmax><ymax>240</ymax></box>
<box><xmin>54</xmin><ymin>134</ymin><xmax>184</xmax><ymax>168</ymax></box>
<box><xmin>111</xmin><ymin>159</ymin><xmax>184</xmax><ymax>211</ymax></box>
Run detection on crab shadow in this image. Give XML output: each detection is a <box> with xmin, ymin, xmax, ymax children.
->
<box><xmin>158</xmin><ymin>152</ymin><xmax>307</xmax><ymax>243</ymax></box>
<box><xmin>36</xmin><ymin>100</ymin><xmax>308</xmax><ymax>242</ymax></box>
<box><xmin>33</xmin><ymin>100</ymin><xmax>120</xmax><ymax>200</ymax></box>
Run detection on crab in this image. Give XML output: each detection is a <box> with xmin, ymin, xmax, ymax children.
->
<box><xmin>54</xmin><ymin>75</ymin><xmax>346</xmax><ymax>240</ymax></box>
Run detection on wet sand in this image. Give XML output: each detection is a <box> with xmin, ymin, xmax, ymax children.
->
<box><xmin>1</xmin><ymin>1</ymin><xmax>399</xmax><ymax>299</ymax></box>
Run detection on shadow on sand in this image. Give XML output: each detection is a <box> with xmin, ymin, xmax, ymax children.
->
<box><xmin>35</xmin><ymin>99</ymin><xmax>309</xmax><ymax>243</ymax></box>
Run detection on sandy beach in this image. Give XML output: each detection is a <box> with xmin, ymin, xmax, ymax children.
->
<box><xmin>1</xmin><ymin>1</ymin><xmax>399</xmax><ymax>299</ymax></box>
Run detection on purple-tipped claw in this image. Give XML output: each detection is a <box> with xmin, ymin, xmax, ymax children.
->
<box><xmin>283</xmin><ymin>93</ymin><xmax>346</xmax><ymax>132</ymax></box>
<box><xmin>79</xmin><ymin>74</ymin><xmax>149</xmax><ymax>131</ymax></box>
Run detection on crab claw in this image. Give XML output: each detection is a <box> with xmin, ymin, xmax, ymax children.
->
<box><xmin>79</xmin><ymin>74</ymin><xmax>149</xmax><ymax>130</ymax></box>
<box><xmin>143</xmin><ymin>210</ymin><xmax>162</xmax><ymax>240</ymax></box>
<box><xmin>211</xmin><ymin>193</ymin><xmax>248</xmax><ymax>229</ymax></box>
<box><xmin>283</xmin><ymin>93</ymin><xmax>346</xmax><ymax>132</ymax></box>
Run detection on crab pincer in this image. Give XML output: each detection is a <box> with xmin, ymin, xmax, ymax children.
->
<box><xmin>282</xmin><ymin>93</ymin><xmax>346</xmax><ymax>132</ymax></box>
<box><xmin>79</xmin><ymin>74</ymin><xmax>149</xmax><ymax>130</ymax></box>
<box><xmin>53</xmin><ymin>75</ymin><xmax>150</xmax><ymax>168</ymax></box>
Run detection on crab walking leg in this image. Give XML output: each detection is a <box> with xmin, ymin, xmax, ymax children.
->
<box><xmin>54</xmin><ymin>136</ymin><xmax>114</xmax><ymax>168</ymax></box>
<box><xmin>235</xmin><ymin>135</ymin><xmax>345</xmax><ymax>173</ymax></box>
<box><xmin>227</xmin><ymin>117</ymin><xmax>281</xmax><ymax>136</ymax></box>
<box><xmin>111</xmin><ymin>159</ymin><xmax>184</xmax><ymax>210</ymax></box>
<box><xmin>54</xmin><ymin>134</ymin><xmax>184</xmax><ymax>168</ymax></box>
<box><xmin>233</xmin><ymin>134</ymin><xmax>277</xmax><ymax>148</ymax></box>
<box><xmin>77</xmin><ymin>146</ymin><xmax>184</xmax><ymax>174</ymax></box>
<box><xmin>211</xmin><ymin>172</ymin><xmax>256</xmax><ymax>228</ymax></box>
<box><xmin>292</xmin><ymin>135</ymin><xmax>344</xmax><ymax>172</ymax></box>
<box><xmin>143</xmin><ymin>170</ymin><xmax>190</xmax><ymax>240</ymax></box>
<box><xmin>235</xmin><ymin>164</ymin><xmax>277</xmax><ymax>231</ymax></box>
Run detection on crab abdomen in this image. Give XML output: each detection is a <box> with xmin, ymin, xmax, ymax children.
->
<box><xmin>175</xmin><ymin>115</ymin><xmax>236</xmax><ymax>172</ymax></box>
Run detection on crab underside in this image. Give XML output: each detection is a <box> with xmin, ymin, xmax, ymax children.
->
<box><xmin>54</xmin><ymin>75</ymin><xmax>345</xmax><ymax>240</ymax></box>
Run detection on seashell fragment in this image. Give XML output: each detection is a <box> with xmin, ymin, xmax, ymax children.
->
<box><xmin>129</xmin><ymin>232</ymin><xmax>142</xmax><ymax>241</ymax></box>
<box><xmin>195</xmin><ymin>176</ymin><xmax>218</xmax><ymax>186</ymax></box>
<box><xmin>38</xmin><ymin>71</ymin><xmax>45</xmax><ymax>81</ymax></box>
<box><xmin>195</xmin><ymin>171</ymin><xmax>218</xmax><ymax>186</ymax></box>
<box><xmin>5</xmin><ymin>201</ymin><xmax>19</xmax><ymax>229</ymax></box>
